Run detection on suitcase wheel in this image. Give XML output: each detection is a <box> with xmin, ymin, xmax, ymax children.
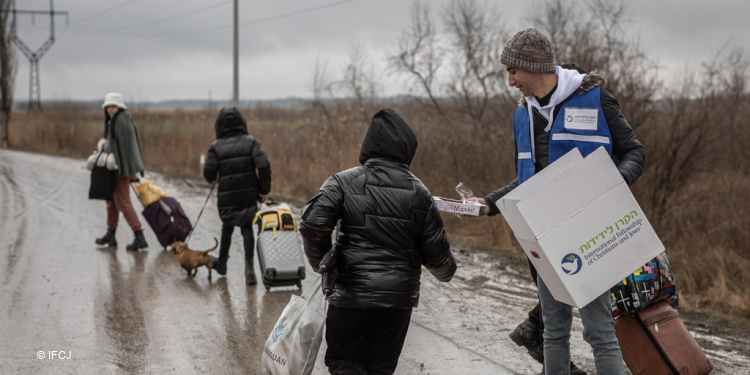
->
<box><xmin>297</xmin><ymin>267</ymin><xmax>306</xmax><ymax>279</ymax></box>
<box><xmin>265</xmin><ymin>268</ymin><xmax>276</xmax><ymax>282</ymax></box>
<box><xmin>264</xmin><ymin>283</ymin><xmax>271</xmax><ymax>292</ymax></box>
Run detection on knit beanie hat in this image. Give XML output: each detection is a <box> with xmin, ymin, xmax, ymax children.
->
<box><xmin>500</xmin><ymin>28</ymin><xmax>555</xmax><ymax>73</ymax></box>
<box><xmin>102</xmin><ymin>92</ymin><xmax>127</xmax><ymax>109</ymax></box>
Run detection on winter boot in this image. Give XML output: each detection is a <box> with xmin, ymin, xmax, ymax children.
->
<box><xmin>125</xmin><ymin>229</ymin><xmax>148</xmax><ymax>251</ymax></box>
<box><xmin>245</xmin><ymin>257</ymin><xmax>257</xmax><ymax>285</ymax></box>
<box><xmin>95</xmin><ymin>229</ymin><xmax>117</xmax><ymax>247</ymax></box>
<box><xmin>509</xmin><ymin>318</ymin><xmax>544</xmax><ymax>364</ymax></box>
<box><xmin>212</xmin><ymin>256</ymin><xmax>228</xmax><ymax>276</ymax></box>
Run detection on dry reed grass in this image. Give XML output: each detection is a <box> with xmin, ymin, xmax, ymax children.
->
<box><xmin>7</xmin><ymin>102</ymin><xmax>749</xmax><ymax>320</ymax></box>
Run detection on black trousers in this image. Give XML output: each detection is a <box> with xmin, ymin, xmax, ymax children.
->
<box><xmin>325</xmin><ymin>305</ymin><xmax>412</xmax><ymax>375</ymax></box>
<box><xmin>218</xmin><ymin>223</ymin><xmax>254</xmax><ymax>264</ymax></box>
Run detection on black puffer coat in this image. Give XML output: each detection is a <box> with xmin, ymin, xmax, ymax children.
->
<box><xmin>299</xmin><ymin>109</ymin><xmax>456</xmax><ymax>309</ymax></box>
<box><xmin>485</xmin><ymin>69</ymin><xmax>645</xmax><ymax>216</ymax></box>
<box><xmin>203</xmin><ymin>107</ymin><xmax>271</xmax><ymax>226</ymax></box>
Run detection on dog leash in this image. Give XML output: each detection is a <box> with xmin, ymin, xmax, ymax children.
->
<box><xmin>184</xmin><ymin>182</ymin><xmax>216</xmax><ymax>245</ymax></box>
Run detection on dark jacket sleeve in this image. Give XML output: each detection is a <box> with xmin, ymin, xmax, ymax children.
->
<box><xmin>203</xmin><ymin>144</ymin><xmax>219</xmax><ymax>183</ymax></box>
<box><xmin>602</xmin><ymin>89</ymin><xmax>645</xmax><ymax>186</ymax></box>
<box><xmin>418</xmin><ymin>196</ymin><xmax>456</xmax><ymax>282</ymax></box>
<box><xmin>299</xmin><ymin>176</ymin><xmax>343</xmax><ymax>273</ymax></box>
<box><xmin>484</xmin><ymin>177</ymin><xmax>519</xmax><ymax>216</ymax></box>
<box><xmin>251</xmin><ymin>140</ymin><xmax>272</xmax><ymax>194</ymax></box>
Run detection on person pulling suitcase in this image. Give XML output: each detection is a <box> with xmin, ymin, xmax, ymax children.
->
<box><xmin>203</xmin><ymin>106</ymin><xmax>272</xmax><ymax>285</ymax></box>
<box><xmin>94</xmin><ymin>92</ymin><xmax>149</xmax><ymax>251</ymax></box>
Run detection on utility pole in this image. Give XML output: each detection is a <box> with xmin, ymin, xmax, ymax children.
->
<box><xmin>8</xmin><ymin>0</ymin><xmax>67</xmax><ymax>111</ymax></box>
<box><xmin>232</xmin><ymin>0</ymin><xmax>238</xmax><ymax>107</ymax></box>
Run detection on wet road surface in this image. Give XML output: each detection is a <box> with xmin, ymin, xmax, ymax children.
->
<box><xmin>0</xmin><ymin>149</ymin><xmax>748</xmax><ymax>374</ymax></box>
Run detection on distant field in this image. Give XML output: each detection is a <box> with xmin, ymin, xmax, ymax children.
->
<box><xmin>7</xmin><ymin>102</ymin><xmax>750</xmax><ymax>320</ymax></box>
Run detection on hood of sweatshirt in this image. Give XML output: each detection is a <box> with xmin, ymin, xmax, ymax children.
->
<box><xmin>358</xmin><ymin>109</ymin><xmax>418</xmax><ymax>167</ymax></box>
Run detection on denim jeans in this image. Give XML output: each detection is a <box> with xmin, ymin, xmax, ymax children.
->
<box><xmin>538</xmin><ymin>275</ymin><xmax>624</xmax><ymax>375</ymax></box>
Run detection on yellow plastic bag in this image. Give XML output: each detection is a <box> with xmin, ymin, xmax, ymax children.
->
<box><xmin>132</xmin><ymin>180</ymin><xmax>168</xmax><ymax>207</ymax></box>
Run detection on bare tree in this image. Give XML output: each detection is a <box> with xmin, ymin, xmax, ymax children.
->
<box><xmin>530</xmin><ymin>0</ymin><xmax>659</xmax><ymax>131</ymax></box>
<box><xmin>641</xmin><ymin>44</ymin><xmax>749</xmax><ymax>227</ymax></box>
<box><xmin>389</xmin><ymin>0</ymin><xmax>446</xmax><ymax>117</ymax></box>
<box><xmin>310</xmin><ymin>56</ymin><xmax>335</xmax><ymax>126</ymax></box>
<box><xmin>1</xmin><ymin>0</ymin><xmax>16</xmax><ymax>148</ymax></box>
<box><xmin>701</xmin><ymin>44</ymin><xmax>750</xmax><ymax>172</ymax></box>
<box><xmin>643</xmin><ymin>70</ymin><xmax>715</xmax><ymax>227</ymax></box>
<box><xmin>442</xmin><ymin>0</ymin><xmax>508</xmax><ymax>124</ymax></box>
<box><xmin>389</xmin><ymin>0</ymin><xmax>511</xmax><ymax>125</ymax></box>
<box><xmin>340</xmin><ymin>41</ymin><xmax>378</xmax><ymax>124</ymax></box>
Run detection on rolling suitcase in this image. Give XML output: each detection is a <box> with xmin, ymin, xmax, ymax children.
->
<box><xmin>131</xmin><ymin>181</ymin><xmax>192</xmax><ymax>249</ymax></box>
<box><xmin>614</xmin><ymin>301</ymin><xmax>713</xmax><ymax>375</ymax></box>
<box><xmin>254</xmin><ymin>201</ymin><xmax>306</xmax><ymax>291</ymax></box>
<box><xmin>141</xmin><ymin>196</ymin><xmax>192</xmax><ymax>249</ymax></box>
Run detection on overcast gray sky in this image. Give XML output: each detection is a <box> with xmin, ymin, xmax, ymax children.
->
<box><xmin>10</xmin><ymin>0</ymin><xmax>750</xmax><ymax>103</ymax></box>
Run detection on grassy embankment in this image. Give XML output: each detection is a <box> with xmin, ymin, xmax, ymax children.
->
<box><xmin>7</xmin><ymin>102</ymin><xmax>749</xmax><ymax>321</ymax></box>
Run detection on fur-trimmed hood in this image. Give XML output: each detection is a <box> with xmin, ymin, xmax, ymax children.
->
<box><xmin>519</xmin><ymin>69</ymin><xmax>607</xmax><ymax>108</ymax></box>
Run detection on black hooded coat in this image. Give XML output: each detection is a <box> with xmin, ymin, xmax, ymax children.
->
<box><xmin>299</xmin><ymin>109</ymin><xmax>456</xmax><ymax>309</ymax></box>
<box><xmin>203</xmin><ymin>107</ymin><xmax>271</xmax><ymax>226</ymax></box>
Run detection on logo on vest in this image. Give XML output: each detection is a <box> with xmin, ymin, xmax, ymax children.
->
<box><xmin>564</xmin><ymin>107</ymin><xmax>598</xmax><ymax>131</ymax></box>
<box><xmin>561</xmin><ymin>253</ymin><xmax>583</xmax><ymax>275</ymax></box>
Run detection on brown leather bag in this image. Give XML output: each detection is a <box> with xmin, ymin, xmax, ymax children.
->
<box><xmin>614</xmin><ymin>301</ymin><xmax>713</xmax><ymax>375</ymax></box>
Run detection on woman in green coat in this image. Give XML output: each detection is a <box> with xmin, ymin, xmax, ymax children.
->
<box><xmin>94</xmin><ymin>92</ymin><xmax>148</xmax><ymax>251</ymax></box>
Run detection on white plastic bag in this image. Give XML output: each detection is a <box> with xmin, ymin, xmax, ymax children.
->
<box><xmin>262</xmin><ymin>276</ymin><xmax>326</xmax><ymax>375</ymax></box>
<box><xmin>86</xmin><ymin>150</ymin><xmax>117</xmax><ymax>171</ymax></box>
<box><xmin>86</xmin><ymin>150</ymin><xmax>99</xmax><ymax>171</ymax></box>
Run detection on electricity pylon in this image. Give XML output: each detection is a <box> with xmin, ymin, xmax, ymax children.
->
<box><xmin>9</xmin><ymin>0</ymin><xmax>67</xmax><ymax>111</ymax></box>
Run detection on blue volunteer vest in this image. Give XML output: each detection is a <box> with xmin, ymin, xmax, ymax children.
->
<box><xmin>513</xmin><ymin>86</ymin><xmax>613</xmax><ymax>184</ymax></box>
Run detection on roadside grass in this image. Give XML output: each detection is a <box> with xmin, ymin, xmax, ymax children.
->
<box><xmin>7</xmin><ymin>104</ymin><xmax>749</xmax><ymax>320</ymax></box>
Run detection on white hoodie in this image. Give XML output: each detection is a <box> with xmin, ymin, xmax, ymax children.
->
<box><xmin>524</xmin><ymin>66</ymin><xmax>586</xmax><ymax>162</ymax></box>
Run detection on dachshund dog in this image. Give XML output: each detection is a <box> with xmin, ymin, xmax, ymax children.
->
<box><xmin>170</xmin><ymin>238</ymin><xmax>219</xmax><ymax>279</ymax></box>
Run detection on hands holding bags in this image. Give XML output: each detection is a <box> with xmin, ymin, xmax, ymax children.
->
<box><xmin>86</xmin><ymin>138</ymin><xmax>118</xmax><ymax>171</ymax></box>
<box><xmin>262</xmin><ymin>276</ymin><xmax>326</xmax><ymax>375</ymax></box>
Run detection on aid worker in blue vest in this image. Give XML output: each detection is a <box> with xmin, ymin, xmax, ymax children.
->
<box><xmin>475</xmin><ymin>28</ymin><xmax>645</xmax><ymax>375</ymax></box>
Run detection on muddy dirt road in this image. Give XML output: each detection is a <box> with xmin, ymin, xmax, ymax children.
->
<box><xmin>1</xmin><ymin>149</ymin><xmax>748</xmax><ymax>375</ymax></box>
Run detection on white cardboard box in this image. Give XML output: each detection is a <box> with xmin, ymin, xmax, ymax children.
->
<box><xmin>433</xmin><ymin>197</ymin><xmax>484</xmax><ymax>216</ymax></box>
<box><xmin>497</xmin><ymin>147</ymin><xmax>664</xmax><ymax>307</ymax></box>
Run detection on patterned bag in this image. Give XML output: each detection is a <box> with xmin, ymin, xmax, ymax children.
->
<box><xmin>610</xmin><ymin>251</ymin><xmax>679</xmax><ymax>317</ymax></box>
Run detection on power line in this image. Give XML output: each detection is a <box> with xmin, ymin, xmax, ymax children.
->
<box><xmin>144</xmin><ymin>0</ymin><xmax>359</xmax><ymax>37</ymax></box>
<box><xmin>69</xmin><ymin>0</ymin><xmax>139</xmax><ymax>25</ymax></box>
<box><xmin>105</xmin><ymin>0</ymin><xmax>231</xmax><ymax>32</ymax></box>
<box><xmin>241</xmin><ymin>0</ymin><xmax>358</xmax><ymax>27</ymax></box>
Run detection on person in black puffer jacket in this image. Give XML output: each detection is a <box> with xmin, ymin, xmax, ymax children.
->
<box><xmin>299</xmin><ymin>108</ymin><xmax>456</xmax><ymax>375</ymax></box>
<box><xmin>203</xmin><ymin>106</ymin><xmax>271</xmax><ymax>285</ymax></box>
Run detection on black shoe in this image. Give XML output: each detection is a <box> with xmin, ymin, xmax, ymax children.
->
<box><xmin>126</xmin><ymin>229</ymin><xmax>148</xmax><ymax>251</ymax></box>
<box><xmin>212</xmin><ymin>256</ymin><xmax>227</xmax><ymax>276</ymax></box>
<box><xmin>509</xmin><ymin>318</ymin><xmax>544</xmax><ymax>364</ymax></box>
<box><xmin>95</xmin><ymin>229</ymin><xmax>117</xmax><ymax>247</ymax></box>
